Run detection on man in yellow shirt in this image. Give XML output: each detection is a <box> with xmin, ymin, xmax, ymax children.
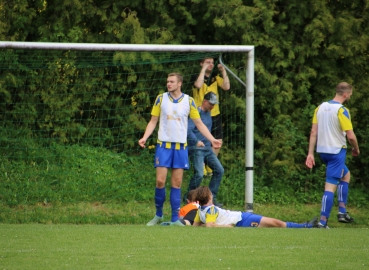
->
<box><xmin>191</xmin><ymin>58</ymin><xmax>230</xmax><ymax>175</ymax></box>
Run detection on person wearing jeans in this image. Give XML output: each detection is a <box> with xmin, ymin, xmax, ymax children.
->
<box><xmin>185</xmin><ymin>92</ymin><xmax>224</xmax><ymax>207</ymax></box>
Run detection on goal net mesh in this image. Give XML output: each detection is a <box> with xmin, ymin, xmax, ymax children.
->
<box><xmin>0</xmin><ymin>49</ymin><xmax>247</xmax><ymax>205</ymax></box>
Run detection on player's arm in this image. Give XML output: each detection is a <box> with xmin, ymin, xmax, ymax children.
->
<box><xmin>193</xmin><ymin>64</ymin><xmax>208</xmax><ymax>89</ymax></box>
<box><xmin>218</xmin><ymin>64</ymin><xmax>230</xmax><ymax>90</ymax></box>
<box><xmin>205</xmin><ymin>222</ymin><xmax>233</xmax><ymax>228</ymax></box>
<box><xmin>187</xmin><ymin>118</ymin><xmax>199</xmax><ymax>146</ymax></box>
<box><xmin>192</xmin><ymin>118</ymin><xmax>221</xmax><ymax>149</ymax></box>
<box><xmin>346</xmin><ymin>130</ymin><xmax>360</xmax><ymax>156</ymax></box>
<box><xmin>138</xmin><ymin>116</ymin><xmax>159</xmax><ymax>148</ymax></box>
<box><xmin>305</xmin><ymin>123</ymin><xmax>318</xmax><ymax>169</ymax></box>
<box><xmin>338</xmin><ymin>107</ymin><xmax>360</xmax><ymax>156</ymax></box>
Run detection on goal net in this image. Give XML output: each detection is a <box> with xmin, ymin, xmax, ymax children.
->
<box><xmin>0</xmin><ymin>43</ymin><xmax>254</xmax><ymax>209</ymax></box>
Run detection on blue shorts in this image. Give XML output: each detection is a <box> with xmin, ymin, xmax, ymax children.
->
<box><xmin>154</xmin><ymin>143</ymin><xmax>189</xmax><ymax>169</ymax></box>
<box><xmin>319</xmin><ymin>148</ymin><xmax>349</xmax><ymax>185</ymax></box>
<box><xmin>235</xmin><ymin>212</ymin><xmax>263</xmax><ymax>227</ymax></box>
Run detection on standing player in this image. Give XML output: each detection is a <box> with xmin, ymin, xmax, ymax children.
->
<box><xmin>305</xmin><ymin>82</ymin><xmax>360</xmax><ymax>229</ymax></box>
<box><xmin>193</xmin><ymin>186</ymin><xmax>318</xmax><ymax>228</ymax></box>
<box><xmin>191</xmin><ymin>58</ymin><xmax>230</xmax><ymax>175</ymax></box>
<box><xmin>138</xmin><ymin>73</ymin><xmax>221</xmax><ymax>226</ymax></box>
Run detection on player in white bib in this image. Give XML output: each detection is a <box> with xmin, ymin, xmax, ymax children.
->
<box><xmin>139</xmin><ymin>73</ymin><xmax>222</xmax><ymax>226</ymax></box>
<box><xmin>193</xmin><ymin>186</ymin><xmax>317</xmax><ymax>228</ymax></box>
<box><xmin>306</xmin><ymin>82</ymin><xmax>360</xmax><ymax>228</ymax></box>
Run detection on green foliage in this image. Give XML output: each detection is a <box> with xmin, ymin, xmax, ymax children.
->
<box><xmin>1</xmin><ymin>0</ymin><xmax>369</xmax><ymax>207</ymax></box>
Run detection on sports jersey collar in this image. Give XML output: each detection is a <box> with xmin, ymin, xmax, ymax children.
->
<box><xmin>168</xmin><ymin>92</ymin><xmax>184</xmax><ymax>103</ymax></box>
<box><xmin>328</xmin><ymin>100</ymin><xmax>341</xmax><ymax>104</ymax></box>
<box><xmin>200</xmin><ymin>203</ymin><xmax>213</xmax><ymax>210</ymax></box>
<box><xmin>204</xmin><ymin>73</ymin><xmax>217</xmax><ymax>86</ymax></box>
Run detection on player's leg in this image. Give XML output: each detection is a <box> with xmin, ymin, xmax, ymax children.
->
<box><xmin>318</xmin><ymin>150</ymin><xmax>345</xmax><ymax>228</ymax></box>
<box><xmin>205</xmin><ymin>150</ymin><xmax>224</xmax><ymax>206</ymax></box>
<box><xmin>169</xmin><ymin>146</ymin><xmax>189</xmax><ymax>225</ymax></box>
<box><xmin>146</xmin><ymin>166</ymin><xmax>168</xmax><ymax>226</ymax></box>
<box><xmin>147</xmin><ymin>145</ymin><xmax>172</xmax><ymax>226</ymax></box>
<box><xmin>259</xmin><ymin>216</ymin><xmax>318</xmax><ymax>228</ymax></box>
<box><xmin>170</xmin><ymin>168</ymin><xmax>184</xmax><ymax>223</ymax></box>
<box><xmin>337</xmin><ymin>167</ymin><xmax>354</xmax><ymax>223</ymax></box>
<box><xmin>236</xmin><ymin>212</ymin><xmax>316</xmax><ymax>228</ymax></box>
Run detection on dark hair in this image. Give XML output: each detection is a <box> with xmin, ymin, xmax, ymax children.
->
<box><xmin>195</xmin><ymin>186</ymin><xmax>212</xmax><ymax>206</ymax></box>
<box><xmin>187</xmin><ymin>190</ymin><xmax>197</xmax><ymax>202</ymax></box>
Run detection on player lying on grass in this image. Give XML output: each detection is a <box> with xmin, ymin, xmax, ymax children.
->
<box><xmin>193</xmin><ymin>186</ymin><xmax>319</xmax><ymax>228</ymax></box>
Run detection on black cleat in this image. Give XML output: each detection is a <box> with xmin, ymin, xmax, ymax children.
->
<box><xmin>314</xmin><ymin>222</ymin><xmax>330</xmax><ymax>229</ymax></box>
<box><xmin>305</xmin><ymin>216</ymin><xmax>319</xmax><ymax>228</ymax></box>
<box><xmin>337</xmin><ymin>212</ymin><xmax>354</xmax><ymax>223</ymax></box>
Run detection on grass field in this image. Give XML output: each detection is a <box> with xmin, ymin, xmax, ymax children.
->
<box><xmin>1</xmin><ymin>203</ymin><xmax>369</xmax><ymax>269</ymax></box>
<box><xmin>1</xmin><ymin>224</ymin><xmax>369</xmax><ymax>270</ymax></box>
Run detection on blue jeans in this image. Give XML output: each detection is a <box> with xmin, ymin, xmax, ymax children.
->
<box><xmin>187</xmin><ymin>148</ymin><xmax>224</xmax><ymax>200</ymax></box>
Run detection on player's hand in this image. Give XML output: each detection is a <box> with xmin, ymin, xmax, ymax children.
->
<box><xmin>217</xmin><ymin>64</ymin><xmax>224</xmax><ymax>72</ymax></box>
<box><xmin>202</xmin><ymin>63</ymin><xmax>210</xmax><ymax>71</ymax></box>
<box><xmin>138</xmin><ymin>138</ymin><xmax>146</xmax><ymax>148</ymax></box>
<box><xmin>352</xmin><ymin>148</ymin><xmax>360</xmax><ymax>156</ymax></box>
<box><xmin>212</xmin><ymin>139</ymin><xmax>222</xmax><ymax>149</ymax></box>
<box><xmin>196</xmin><ymin>141</ymin><xmax>205</xmax><ymax>147</ymax></box>
<box><xmin>305</xmin><ymin>154</ymin><xmax>315</xmax><ymax>169</ymax></box>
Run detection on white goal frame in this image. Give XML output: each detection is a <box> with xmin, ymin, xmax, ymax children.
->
<box><xmin>0</xmin><ymin>41</ymin><xmax>255</xmax><ymax>212</ymax></box>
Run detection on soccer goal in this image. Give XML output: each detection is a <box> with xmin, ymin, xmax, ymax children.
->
<box><xmin>0</xmin><ymin>42</ymin><xmax>254</xmax><ymax>211</ymax></box>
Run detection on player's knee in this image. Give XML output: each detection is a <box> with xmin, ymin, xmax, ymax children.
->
<box><xmin>156</xmin><ymin>178</ymin><xmax>166</xmax><ymax>188</ymax></box>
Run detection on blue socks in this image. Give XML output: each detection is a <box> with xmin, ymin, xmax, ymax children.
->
<box><xmin>155</xmin><ymin>187</ymin><xmax>166</xmax><ymax>217</ymax></box>
<box><xmin>286</xmin><ymin>222</ymin><xmax>311</xmax><ymax>228</ymax></box>
<box><xmin>320</xmin><ymin>191</ymin><xmax>334</xmax><ymax>225</ymax></box>
<box><xmin>170</xmin><ymin>187</ymin><xmax>181</xmax><ymax>222</ymax></box>
<box><xmin>338</xmin><ymin>181</ymin><xmax>349</xmax><ymax>213</ymax></box>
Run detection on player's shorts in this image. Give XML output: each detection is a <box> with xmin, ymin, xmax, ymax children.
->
<box><xmin>235</xmin><ymin>212</ymin><xmax>263</xmax><ymax>227</ymax></box>
<box><xmin>211</xmin><ymin>114</ymin><xmax>223</xmax><ymax>140</ymax></box>
<box><xmin>319</xmin><ymin>148</ymin><xmax>349</xmax><ymax>184</ymax></box>
<box><xmin>154</xmin><ymin>142</ymin><xmax>189</xmax><ymax>169</ymax></box>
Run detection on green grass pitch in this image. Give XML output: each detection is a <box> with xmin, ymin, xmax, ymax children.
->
<box><xmin>1</xmin><ymin>224</ymin><xmax>368</xmax><ymax>269</ymax></box>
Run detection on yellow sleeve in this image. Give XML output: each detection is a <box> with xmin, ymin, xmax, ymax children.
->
<box><xmin>205</xmin><ymin>206</ymin><xmax>218</xmax><ymax>223</ymax></box>
<box><xmin>189</xmin><ymin>97</ymin><xmax>200</xmax><ymax>119</ymax></box>
<box><xmin>151</xmin><ymin>94</ymin><xmax>162</xmax><ymax>117</ymax></box>
<box><xmin>338</xmin><ymin>107</ymin><xmax>353</xmax><ymax>131</ymax></box>
<box><xmin>194</xmin><ymin>211</ymin><xmax>201</xmax><ymax>223</ymax></box>
<box><xmin>216</xmin><ymin>75</ymin><xmax>224</xmax><ymax>86</ymax></box>
<box><xmin>312</xmin><ymin>106</ymin><xmax>319</xmax><ymax>124</ymax></box>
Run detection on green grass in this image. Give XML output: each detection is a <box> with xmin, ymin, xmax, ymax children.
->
<box><xmin>1</xmin><ymin>202</ymin><xmax>368</xmax><ymax>228</ymax></box>
<box><xmin>1</xmin><ymin>224</ymin><xmax>368</xmax><ymax>270</ymax></box>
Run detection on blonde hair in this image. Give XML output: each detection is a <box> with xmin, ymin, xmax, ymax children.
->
<box><xmin>168</xmin><ymin>72</ymin><xmax>183</xmax><ymax>83</ymax></box>
<box><xmin>336</xmin><ymin>82</ymin><xmax>353</xmax><ymax>95</ymax></box>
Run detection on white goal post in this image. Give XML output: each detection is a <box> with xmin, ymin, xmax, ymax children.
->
<box><xmin>0</xmin><ymin>41</ymin><xmax>255</xmax><ymax>212</ymax></box>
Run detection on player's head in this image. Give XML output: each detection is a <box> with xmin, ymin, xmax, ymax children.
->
<box><xmin>203</xmin><ymin>92</ymin><xmax>218</xmax><ymax>111</ymax></box>
<box><xmin>200</xmin><ymin>58</ymin><xmax>214</xmax><ymax>71</ymax></box>
<box><xmin>167</xmin><ymin>73</ymin><xmax>183</xmax><ymax>92</ymax></box>
<box><xmin>186</xmin><ymin>190</ymin><xmax>197</xmax><ymax>203</ymax></box>
<box><xmin>336</xmin><ymin>82</ymin><xmax>353</xmax><ymax>102</ymax></box>
<box><xmin>195</xmin><ymin>186</ymin><xmax>212</xmax><ymax>206</ymax></box>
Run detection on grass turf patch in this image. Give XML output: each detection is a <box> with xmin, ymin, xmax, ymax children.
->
<box><xmin>1</xmin><ymin>224</ymin><xmax>368</xmax><ymax>269</ymax></box>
